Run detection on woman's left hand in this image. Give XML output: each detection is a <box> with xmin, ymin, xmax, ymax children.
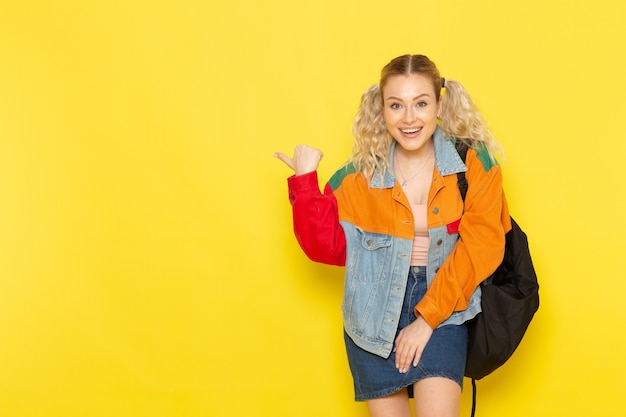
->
<box><xmin>393</xmin><ymin>315</ymin><xmax>434</xmax><ymax>373</ymax></box>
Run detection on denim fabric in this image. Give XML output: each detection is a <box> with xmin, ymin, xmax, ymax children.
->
<box><xmin>344</xmin><ymin>266</ymin><xmax>468</xmax><ymax>401</ymax></box>
<box><xmin>341</xmin><ymin>127</ymin><xmax>481</xmax><ymax>359</ymax></box>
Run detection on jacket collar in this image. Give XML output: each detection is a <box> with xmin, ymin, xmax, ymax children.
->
<box><xmin>370</xmin><ymin>126</ymin><xmax>467</xmax><ymax>189</ymax></box>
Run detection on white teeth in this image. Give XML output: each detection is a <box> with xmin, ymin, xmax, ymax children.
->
<box><xmin>402</xmin><ymin>128</ymin><xmax>421</xmax><ymax>134</ymax></box>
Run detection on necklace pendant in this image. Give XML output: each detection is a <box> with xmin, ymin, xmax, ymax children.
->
<box><xmin>401</xmin><ymin>182</ymin><xmax>407</xmax><ymax>188</ymax></box>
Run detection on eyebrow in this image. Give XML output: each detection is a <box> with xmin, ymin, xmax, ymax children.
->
<box><xmin>384</xmin><ymin>93</ymin><xmax>432</xmax><ymax>101</ymax></box>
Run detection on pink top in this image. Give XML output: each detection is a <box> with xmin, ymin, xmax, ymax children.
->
<box><xmin>410</xmin><ymin>204</ymin><xmax>429</xmax><ymax>266</ymax></box>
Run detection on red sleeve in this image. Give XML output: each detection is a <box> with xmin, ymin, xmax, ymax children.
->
<box><xmin>287</xmin><ymin>171</ymin><xmax>346</xmax><ymax>266</ymax></box>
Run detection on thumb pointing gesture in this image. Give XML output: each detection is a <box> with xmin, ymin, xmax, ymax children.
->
<box><xmin>274</xmin><ymin>145</ymin><xmax>324</xmax><ymax>176</ymax></box>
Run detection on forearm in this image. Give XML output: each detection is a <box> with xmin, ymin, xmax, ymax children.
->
<box><xmin>288</xmin><ymin>171</ymin><xmax>346</xmax><ymax>266</ymax></box>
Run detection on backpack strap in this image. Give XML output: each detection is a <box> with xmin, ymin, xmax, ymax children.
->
<box><xmin>455</xmin><ymin>141</ymin><xmax>469</xmax><ymax>202</ymax></box>
<box><xmin>471</xmin><ymin>378</ymin><xmax>477</xmax><ymax>417</ymax></box>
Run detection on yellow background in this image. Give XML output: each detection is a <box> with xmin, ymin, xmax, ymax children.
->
<box><xmin>1</xmin><ymin>1</ymin><xmax>624</xmax><ymax>416</ymax></box>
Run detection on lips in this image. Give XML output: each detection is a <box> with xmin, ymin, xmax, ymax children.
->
<box><xmin>401</xmin><ymin>127</ymin><xmax>422</xmax><ymax>134</ymax></box>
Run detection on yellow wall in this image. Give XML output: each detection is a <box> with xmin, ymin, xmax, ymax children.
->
<box><xmin>1</xmin><ymin>1</ymin><xmax>624</xmax><ymax>416</ymax></box>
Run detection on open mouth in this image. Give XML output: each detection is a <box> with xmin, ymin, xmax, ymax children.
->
<box><xmin>401</xmin><ymin>127</ymin><xmax>422</xmax><ymax>134</ymax></box>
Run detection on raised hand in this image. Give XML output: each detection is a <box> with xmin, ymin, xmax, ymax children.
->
<box><xmin>274</xmin><ymin>145</ymin><xmax>324</xmax><ymax>176</ymax></box>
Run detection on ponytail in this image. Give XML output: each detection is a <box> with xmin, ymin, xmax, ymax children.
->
<box><xmin>440</xmin><ymin>79</ymin><xmax>503</xmax><ymax>161</ymax></box>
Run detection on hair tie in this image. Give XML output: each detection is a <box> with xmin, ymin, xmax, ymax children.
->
<box><xmin>441</xmin><ymin>77</ymin><xmax>446</xmax><ymax>89</ymax></box>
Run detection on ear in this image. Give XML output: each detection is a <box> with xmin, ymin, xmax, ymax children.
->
<box><xmin>437</xmin><ymin>97</ymin><xmax>443</xmax><ymax>118</ymax></box>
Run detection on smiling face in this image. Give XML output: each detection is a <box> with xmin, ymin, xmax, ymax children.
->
<box><xmin>382</xmin><ymin>73</ymin><xmax>441</xmax><ymax>155</ymax></box>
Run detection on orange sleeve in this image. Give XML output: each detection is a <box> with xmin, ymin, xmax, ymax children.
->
<box><xmin>415</xmin><ymin>149</ymin><xmax>511</xmax><ymax>329</ymax></box>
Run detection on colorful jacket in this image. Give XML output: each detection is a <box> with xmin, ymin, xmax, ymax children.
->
<box><xmin>287</xmin><ymin>127</ymin><xmax>511</xmax><ymax>358</ymax></box>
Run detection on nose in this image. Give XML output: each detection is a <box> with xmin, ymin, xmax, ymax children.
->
<box><xmin>402</xmin><ymin>106</ymin><xmax>417</xmax><ymax>123</ymax></box>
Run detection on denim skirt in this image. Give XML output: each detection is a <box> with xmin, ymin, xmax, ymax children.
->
<box><xmin>344</xmin><ymin>266</ymin><xmax>468</xmax><ymax>401</ymax></box>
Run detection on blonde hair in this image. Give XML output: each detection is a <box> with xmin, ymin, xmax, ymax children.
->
<box><xmin>439</xmin><ymin>79</ymin><xmax>503</xmax><ymax>158</ymax></box>
<box><xmin>350</xmin><ymin>55</ymin><xmax>502</xmax><ymax>176</ymax></box>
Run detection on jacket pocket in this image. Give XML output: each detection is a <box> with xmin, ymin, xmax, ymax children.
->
<box><xmin>346</xmin><ymin>228</ymin><xmax>392</xmax><ymax>283</ymax></box>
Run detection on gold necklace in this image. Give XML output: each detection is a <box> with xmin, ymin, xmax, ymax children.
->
<box><xmin>395</xmin><ymin>148</ymin><xmax>434</xmax><ymax>188</ymax></box>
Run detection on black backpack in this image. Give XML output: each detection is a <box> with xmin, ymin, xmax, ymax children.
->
<box><xmin>455</xmin><ymin>143</ymin><xmax>540</xmax><ymax>416</ymax></box>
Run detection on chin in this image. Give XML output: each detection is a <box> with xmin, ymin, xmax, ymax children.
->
<box><xmin>395</xmin><ymin>138</ymin><xmax>432</xmax><ymax>152</ymax></box>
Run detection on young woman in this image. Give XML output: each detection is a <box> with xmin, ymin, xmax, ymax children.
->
<box><xmin>274</xmin><ymin>54</ymin><xmax>511</xmax><ymax>417</ymax></box>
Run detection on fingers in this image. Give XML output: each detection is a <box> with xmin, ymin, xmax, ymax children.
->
<box><xmin>274</xmin><ymin>145</ymin><xmax>324</xmax><ymax>175</ymax></box>
<box><xmin>394</xmin><ymin>334</ymin><xmax>424</xmax><ymax>374</ymax></box>
<box><xmin>396</xmin><ymin>346</ymin><xmax>423</xmax><ymax>374</ymax></box>
<box><xmin>273</xmin><ymin>152</ymin><xmax>295</xmax><ymax>171</ymax></box>
<box><xmin>393</xmin><ymin>317</ymin><xmax>433</xmax><ymax>373</ymax></box>
<box><xmin>292</xmin><ymin>144</ymin><xmax>323</xmax><ymax>175</ymax></box>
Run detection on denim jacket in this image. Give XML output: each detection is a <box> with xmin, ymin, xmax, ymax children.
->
<box><xmin>287</xmin><ymin>127</ymin><xmax>509</xmax><ymax>358</ymax></box>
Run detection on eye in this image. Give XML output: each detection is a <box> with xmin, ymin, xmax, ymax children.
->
<box><xmin>417</xmin><ymin>101</ymin><xmax>428</xmax><ymax>108</ymax></box>
<box><xmin>390</xmin><ymin>103</ymin><xmax>401</xmax><ymax>109</ymax></box>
